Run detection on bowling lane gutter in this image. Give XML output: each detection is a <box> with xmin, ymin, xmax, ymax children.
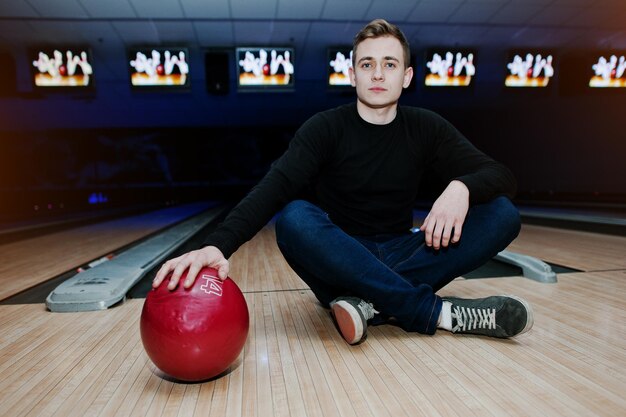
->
<box><xmin>1</xmin><ymin>203</ymin><xmax>231</xmax><ymax>306</ymax></box>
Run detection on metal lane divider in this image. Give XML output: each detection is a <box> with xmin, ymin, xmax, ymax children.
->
<box><xmin>494</xmin><ymin>250</ymin><xmax>557</xmax><ymax>283</ymax></box>
<box><xmin>46</xmin><ymin>206</ymin><xmax>227</xmax><ymax>312</ymax></box>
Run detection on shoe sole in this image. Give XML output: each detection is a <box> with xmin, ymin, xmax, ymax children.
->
<box><xmin>505</xmin><ymin>294</ymin><xmax>534</xmax><ymax>337</ymax></box>
<box><xmin>331</xmin><ymin>300</ymin><xmax>364</xmax><ymax>345</ymax></box>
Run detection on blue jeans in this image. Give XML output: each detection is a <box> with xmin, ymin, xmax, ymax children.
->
<box><xmin>275</xmin><ymin>197</ymin><xmax>521</xmax><ymax>335</ymax></box>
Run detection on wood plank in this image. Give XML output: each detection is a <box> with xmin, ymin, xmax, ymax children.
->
<box><xmin>272</xmin><ymin>290</ymin><xmax>326</xmax><ymax>417</ymax></box>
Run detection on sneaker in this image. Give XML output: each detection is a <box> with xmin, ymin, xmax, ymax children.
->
<box><xmin>330</xmin><ymin>296</ymin><xmax>377</xmax><ymax>345</ymax></box>
<box><xmin>444</xmin><ymin>295</ymin><xmax>533</xmax><ymax>338</ymax></box>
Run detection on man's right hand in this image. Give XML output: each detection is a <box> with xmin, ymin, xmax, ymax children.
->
<box><xmin>152</xmin><ymin>246</ymin><xmax>230</xmax><ymax>291</ymax></box>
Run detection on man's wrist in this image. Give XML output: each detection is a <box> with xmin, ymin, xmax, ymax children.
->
<box><xmin>450</xmin><ymin>180</ymin><xmax>469</xmax><ymax>194</ymax></box>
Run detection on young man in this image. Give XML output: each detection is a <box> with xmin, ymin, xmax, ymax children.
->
<box><xmin>154</xmin><ymin>19</ymin><xmax>533</xmax><ymax>345</ymax></box>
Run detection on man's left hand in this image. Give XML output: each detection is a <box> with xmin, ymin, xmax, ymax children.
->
<box><xmin>421</xmin><ymin>180</ymin><xmax>469</xmax><ymax>250</ymax></box>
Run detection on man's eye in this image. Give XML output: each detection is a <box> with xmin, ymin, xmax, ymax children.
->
<box><xmin>362</xmin><ymin>62</ymin><xmax>372</xmax><ymax>68</ymax></box>
<box><xmin>385</xmin><ymin>62</ymin><xmax>396</xmax><ymax>68</ymax></box>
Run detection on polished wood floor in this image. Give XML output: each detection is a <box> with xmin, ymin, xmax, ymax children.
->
<box><xmin>1</xmin><ymin>212</ymin><xmax>625</xmax><ymax>417</ymax></box>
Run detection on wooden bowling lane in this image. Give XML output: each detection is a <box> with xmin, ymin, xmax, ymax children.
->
<box><xmin>0</xmin><ymin>203</ymin><xmax>212</xmax><ymax>302</ymax></box>
<box><xmin>0</xmin><ymin>273</ymin><xmax>624</xmax><ymax>416</ymax></box>
<box><xmin>228</xmin><ymin>223</ymin><xmax>309</xmax><ymax>293</ymax></box>
<box><xmin>507</xmin><ymin>223</ymin><xmax>626</xmax><ymax>272</ymax></box>
<box><xmin>1</xmin><ymin>225</ymin><xmax>625</xmax><ymax>416</ymax></box>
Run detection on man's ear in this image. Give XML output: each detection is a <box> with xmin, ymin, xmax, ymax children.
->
<box><xmin>403</xmin><ymin>66</ymin><xmax>414</xmax><ymax>89</ymax></box>
<box><xmin>349</xmin><ymin>66</ymin><xmax>356</xmax><ymax>87</ymax></box>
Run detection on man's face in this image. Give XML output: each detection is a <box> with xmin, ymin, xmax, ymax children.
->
<box><xmin>350</xmin><ymin>36</ymin><xmax>413</xmax><ymax>110</ymax></box>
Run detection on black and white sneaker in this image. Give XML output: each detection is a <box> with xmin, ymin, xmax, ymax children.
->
<box><xmin>330</xmin><ymin>296</ymin><xmax>377</xmax><ymax>345</ymax></box>
<box><xmin>444</xmin><ymin>295</ymin><xmax>534</xmax><ymax>338</ymax></box>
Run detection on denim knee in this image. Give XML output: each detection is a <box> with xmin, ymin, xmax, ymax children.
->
<box><xmin>484</xmin><ymin>196</ymin><xmax>521</xmax><ymax>246</ymax></box>
<box><xmin>275</xmin><ymin>200</ymin><xmax>310</xmax><ymax>243</ymax></box>
<box><xmin>493</xmin><ymin>196</ymin><xmax>521</xmax><ymax>239</ymax></box>
<box><xmin>275</xmin><ymin>200</ymin><xmax>327</xmax><ymax>252</ymax></box>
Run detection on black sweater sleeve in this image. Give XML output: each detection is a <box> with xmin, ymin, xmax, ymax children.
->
<box><xmin>419</xmin><ymin>109</ymin><xmax>517</xmax><ymax>204</ymax></box>
<box><xmin>203</xmin><ymin>113</ymin><xmax>331</xmax><ymax>258</ymax></box>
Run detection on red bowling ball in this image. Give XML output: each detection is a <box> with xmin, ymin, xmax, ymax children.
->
<box><xmin>140</xmin><ymin>267</ymin><xmax>249</xmax><ymax>382</ymax></box>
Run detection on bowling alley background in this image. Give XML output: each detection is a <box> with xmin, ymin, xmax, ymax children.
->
<box><xmin>0</xmin><ymin>0</ymin><xmax>625</xmax><ymax>227</ymax></box>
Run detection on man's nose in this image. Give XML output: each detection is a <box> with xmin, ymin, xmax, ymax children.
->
<box><xmin>372</xmin><ymin>65</ymin><xmax>384</xmax><ymax>80</ymax></box>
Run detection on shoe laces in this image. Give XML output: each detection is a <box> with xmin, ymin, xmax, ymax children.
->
<box><xmin>452</xmin><ymin>305</ymin><xmax>496</xmax><ymax>332</ymax></box>
<box><xmin>357</xmin><ymin>300</ymin><xmax>377</xmax><ymax>321</ymax></box>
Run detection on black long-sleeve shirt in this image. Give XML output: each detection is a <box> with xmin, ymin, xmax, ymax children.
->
<box><xmin>204</xmin><ymin>103</ymin><xmax>516</xmax><ymax>258</ymax></box>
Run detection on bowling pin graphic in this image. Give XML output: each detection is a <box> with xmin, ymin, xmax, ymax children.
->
<box><xmin>532</xmin><ymin>54</ymin><xmax>544</xmax><ymax>79</ymax></box>
<box><xmin>453</xmin><ymin>53</ymin><xmax>464</xmax><ymax>77</ymax></box>
<box><xmin>330</xmin><ymin>51</ymin><xmax>351</xmax><ymax>77</ymax></box>
<box><xmin>270</xmin><ymin>50</ymin><xmax>280</xmax><ymax>75</ymax></box>
<box><xmin>544</xmin><ymin>55</ymin><xmax>554</xmax><ymax>79</ymax></box>
<box><xmin>444</xmin><ymin>52</ymin><xmax>453</xmax><ymax>78</ymax></box>
<box><xmin>507</xmin><ymin>55</ymin><xmax>522</xmax><ymax>79</ymax></box>
<box><xmin>53</xmin><ymin>50</ymin><xmax>63</xmax><ymax>78</ymax></box>
<box><xmin>258</xmin><ymin>49</ymin><xmax>268</xmax><ymax>77</ymax></box>
<box><xmin>465</xmin><ymin>54</ymin><xmax>475</xmax><ymax>77</ymax></box>
<box><xmin>615</xmin><ymin>55</ymin><xmax>626</xmax><ymax>78</ymax></box>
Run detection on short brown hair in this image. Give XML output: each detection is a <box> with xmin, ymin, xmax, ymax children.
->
<box><xmin>353</xmin><ymin>19</ymin><xmax>411</xmax><ymax>68</ymax></box>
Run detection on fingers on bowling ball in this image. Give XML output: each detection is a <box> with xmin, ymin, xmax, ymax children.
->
<box><xmin>154</xmin><ymin>260</ymin><xmax>174</xmax><ymax>288</ymax></box>
<box><xmin>140</xmin><ymin>266</ymin><xmax>249</xmax><ymax>382</ymax></box>
<box><xmin>183</xmin><ymin>265</ymin><xmax>201</xmax><ymax>288</ymax></box>
<box><xmin>153</xmin><ymin>275</ymin><xmax>165</xmax><ymax>289</ymax></box>
<box><xmin>168</xmin><ymin>268</ymin><xmax>184</xmax><ymax>290</ymax></box>
<box><xmin>152</xmin><ymin>271</ymin><xmax>164</xmax><ymax>288</ymax></box>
